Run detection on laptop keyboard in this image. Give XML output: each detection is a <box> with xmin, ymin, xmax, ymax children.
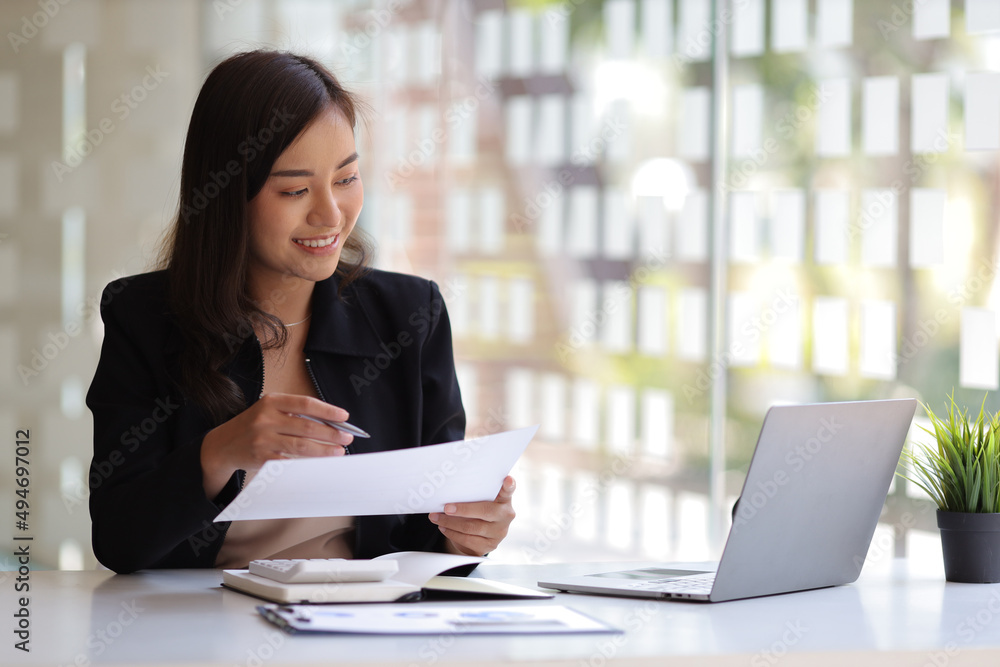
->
<box><xmin>623</xmin><ymin>572</ymin><xmax>716</xmax><ymax>595</ymax></box>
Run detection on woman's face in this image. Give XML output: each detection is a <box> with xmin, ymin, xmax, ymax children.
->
<box><xmin>246</xmin><ymin>106</ymin><xmax>363</xmax><ymax>291</ymax></box>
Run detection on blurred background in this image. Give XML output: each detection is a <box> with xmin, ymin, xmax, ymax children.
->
<box><xmin>1</xmin><ymin>0</ymin><xmax>998</xmax><ymax>570</ymax></box>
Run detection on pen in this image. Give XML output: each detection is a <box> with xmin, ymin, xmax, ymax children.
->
<box><xmin>292</xmin><ymin>414</ymin><xmax>371</xmax><ymax>439</ymax></box>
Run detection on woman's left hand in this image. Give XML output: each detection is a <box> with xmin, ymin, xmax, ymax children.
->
<box><xmin>430</xmin><ymin>476</ymin><xmax>516</xmax><ymax>557</ymax></box>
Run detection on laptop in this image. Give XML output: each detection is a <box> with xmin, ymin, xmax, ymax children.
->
<box><xmin>538</xmin><ymin>398</ymin><xmax>917</xmax><ymax>602</ymax></box>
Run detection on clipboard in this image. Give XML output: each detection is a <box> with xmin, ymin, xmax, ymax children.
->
<box><xmin>256</xmin><ymin>603</ymin><xmax>620</xmax><ymax>635</ymax></box>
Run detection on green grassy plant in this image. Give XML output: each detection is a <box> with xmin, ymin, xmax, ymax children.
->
<box><xmin>900</xmin><ymin>392</ymin><xmax>1000</xmax><ymax>514</ymax></box>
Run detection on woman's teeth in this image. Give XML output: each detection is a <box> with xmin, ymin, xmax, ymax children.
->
<box><xmin>295</xmin><ymin>236</ymin><xmax>337</xmax><ymax>248</ymax></box>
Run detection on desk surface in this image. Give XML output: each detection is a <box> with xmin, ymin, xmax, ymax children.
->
<box><xmin>5</xmin><ymin>558</ymin><xmax>1000</xmax><ymax>666</ymax></box>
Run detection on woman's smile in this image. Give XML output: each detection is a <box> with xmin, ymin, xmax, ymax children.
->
<box><xmin>293</xmin><ymin>233</ymin><xmax>340</xmax><ymax>251</ymax></box>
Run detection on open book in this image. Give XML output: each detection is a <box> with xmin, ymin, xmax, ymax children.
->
<box><xmin>222</xmin><ymin>551</ymin><xmax>552</xmax><ymax>604</ymax></box>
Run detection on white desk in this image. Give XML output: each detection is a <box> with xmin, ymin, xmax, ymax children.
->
<box><xmin>5</xmin><ymin>559</ymin><xmax>1000</xmax><ymax>666</ymax></box>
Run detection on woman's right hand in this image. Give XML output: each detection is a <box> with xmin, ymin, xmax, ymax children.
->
<box><xmin>199</xmin><ymin>393</ymin><xmax>354</xmax><ymax>499</ymax></box>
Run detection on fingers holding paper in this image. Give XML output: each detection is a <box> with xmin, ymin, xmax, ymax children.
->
<box><xmin>430</xmin><ymin>476</ymin><xmax>516</xmax><ymax>557</ymax></box>
<box><xmin>200</xmin><ymin>393</ymin><xmax>354</xmax><ymax>499</ymax></box>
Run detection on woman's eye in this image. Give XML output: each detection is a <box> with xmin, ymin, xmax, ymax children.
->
<box><xmin>282</xmin><ymin>188</ymin><xmax>307</xmax><ymax>197</ymax></box>
<box><xmin>339</xmin><ymin>176</ymin><xmax>358</xmax><ymax>186</ymax></box>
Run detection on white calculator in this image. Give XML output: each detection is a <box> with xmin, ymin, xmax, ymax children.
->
<box><xmin>248</xmin><ymin>558</ymin><xmax>399</xmax><ymax>584</ymax></box>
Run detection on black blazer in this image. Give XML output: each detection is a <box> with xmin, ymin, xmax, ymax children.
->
<box><xmin>86</xmin><ymin>269</ymin><xmax>466</xmax><ymax>573</ymax></box>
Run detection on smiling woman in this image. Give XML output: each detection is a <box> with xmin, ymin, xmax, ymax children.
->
<box><xmin>246</xmin><ymin>108</ymin><xmax>363</xmax><ymax>296</ymax></box>
<box><xmin>85</xmin><ymin>50</ymin><xmax>516</xmax><ymax>574</ymax></box>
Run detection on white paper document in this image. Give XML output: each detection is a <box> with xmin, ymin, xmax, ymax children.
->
<box><xmin>215</xmin><ymin>426</ymin><xmax>538</xmax><ymax>522</ymax></box>
<box><xmin>257</xmin><ymin>603</ymin><xmax>619</xmax><ymax>635</ymax></box>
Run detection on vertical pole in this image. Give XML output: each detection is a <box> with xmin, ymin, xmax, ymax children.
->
<box><xmin>708</xmin><ymin>0</ymin><xmax>730</xmax><ymax>550</ymax></box>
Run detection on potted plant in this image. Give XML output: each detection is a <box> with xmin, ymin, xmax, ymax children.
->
<box><xmin>901</xmin><ymin>392</ymin><xmax>1000</xmax><ymax>583</ymax></box>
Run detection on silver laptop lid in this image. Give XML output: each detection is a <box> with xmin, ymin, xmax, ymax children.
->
<box><xmin>709</xmin><ymin>398</ymin><xmax>916</xmax><ymax>602</ymax></box>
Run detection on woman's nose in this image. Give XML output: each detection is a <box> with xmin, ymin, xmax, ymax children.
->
<box><xmin>308</xmin><ymin>188</ymin><xmax>342</xmax><ymax>228</ymax></box>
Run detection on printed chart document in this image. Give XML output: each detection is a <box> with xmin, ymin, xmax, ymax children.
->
<box><xmin>257</xmin><ymin>603</ymin><xmax>620</xmax><ymax>635</ymax></box>
<box><xmin>215</xmin><ymin>425</ymin><xmax>538</xmax><ymax>522</ymax></box>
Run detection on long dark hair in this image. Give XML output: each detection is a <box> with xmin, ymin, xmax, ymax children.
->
<box><xmin>159</xmin><ymin>50</ymin><xmax>372</xmax><ymax>423</ymax></box>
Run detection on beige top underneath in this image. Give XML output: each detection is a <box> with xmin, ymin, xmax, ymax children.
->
<box><xmin>214</xmin><ymin>470</ymin><xmax>355</xmax><ymax>569</ymax></box>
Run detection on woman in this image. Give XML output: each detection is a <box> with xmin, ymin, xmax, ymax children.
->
<box><xmin>86</xmin><ymin>50</ymin><xmax>515</xmax><ymax>574</ymax></box>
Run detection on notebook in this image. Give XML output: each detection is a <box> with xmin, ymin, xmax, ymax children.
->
<box><xmin>538</xmin><ymin>399</ymin><xmax>917</xmax><ymax>603</ymax></box>
<box><xmin>222</xmin><ymin>551</ymin><xmax>553</xmax><ymax>604</ymax></box>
